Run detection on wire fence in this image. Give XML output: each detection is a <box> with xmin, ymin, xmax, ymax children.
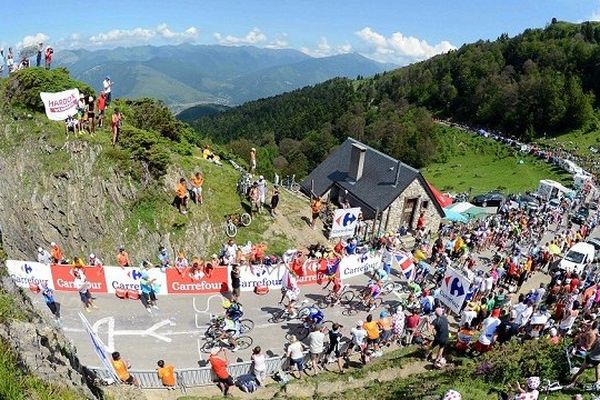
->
<box><xmin>89</xmin><ymin>354</ymin><xmax>296</xmax><ymax>393</ymax></box>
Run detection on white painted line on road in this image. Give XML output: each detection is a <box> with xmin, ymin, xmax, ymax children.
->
<box><xmin>197</xmin><ymin>339</ymin><xmax>203</xmax><ymax>361</ymax></box>
<box><xmin>92</xmin><ymin>317</ymin><xmax>115</xmax><ymax>352</ymax></box>
<box><xmin>193</xmin><ymin>294</ymin><xmax>221</xmax><ymax>314</ymax></box>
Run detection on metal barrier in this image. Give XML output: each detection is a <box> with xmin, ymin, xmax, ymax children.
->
<box><xmin>89</xmin><ymin>354</ymin><xmax>298</xmax><ymax>391</ymax></box>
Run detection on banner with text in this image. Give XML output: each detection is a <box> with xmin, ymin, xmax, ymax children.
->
<box><xmin>6</xmin><ymin>260</ymin><xmax>54</xmax><ymax>289</ymax></box>
<box><xmin>329</xmin><ymin>207</ymin><xmax>361</xmax><ymax>238</ymax></box>
<box><xmin>339</xmin><ymin>251</ymin><xmax>383</xmax><ymax>280</ymax></box>
<box><xmin>40</xmin><ymin>89</ymin><xmax>80</xmax><ymax>121</ymax></box>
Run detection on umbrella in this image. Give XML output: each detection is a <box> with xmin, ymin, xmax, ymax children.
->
<box><xmin>548</xmin><ymin>243</ymin><xmax>561</xmax><ymax>255</ymax></box>
<box><xmin>443</xmin><ymin>208</ymin><xmax>468</xmax><ymax>223</ymax></box>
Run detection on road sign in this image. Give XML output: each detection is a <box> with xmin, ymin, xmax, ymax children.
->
<box><xmin>329</xmin><ymin>207</ymin><xmax>361</xmax><ymax>238</ymax></box>
<box><xmin>438</xmin><ymin>267</ymin><xmax>472</xmax><ymax>315</ymax></box>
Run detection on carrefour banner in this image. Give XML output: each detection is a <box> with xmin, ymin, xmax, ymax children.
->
<box><xmin>438</xmin><ymin>266</ymin><xmax>472</xmax><ymax>315</ymax></box>
<box><xmin>40</xmin><ymin>89</ymin><xmax>80</xmax><ymax>121</ymax></box>
<box><xmin>6</xmin><ymin>260</ymin><xmax>54</xmax><ymax>289</ymax></box>
<box><xmin>338</xmin><ymin>251</ymin><xmax>382</xmax><ymax>280</ymax></box>
<box><xmin>330</xmin><ymin>207</ymin><xmax>361</xmax><ymax>238</ymax></box>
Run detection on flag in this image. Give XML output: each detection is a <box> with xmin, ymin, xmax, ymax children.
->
<box><xmin>40</xmin><ymin>89</ymin><xmax>80</xmax><ymax>121</ymax></box>
<box><xmin>392</xmin><ymin>251</ymin><xmax>415</xmax><ymax>281</ymax></box>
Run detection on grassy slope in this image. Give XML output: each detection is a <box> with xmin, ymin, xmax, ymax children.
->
<box><xmin>424</xmin><ymin>125</ymin><xmax>572</xmax><ymax>195</ymax></box>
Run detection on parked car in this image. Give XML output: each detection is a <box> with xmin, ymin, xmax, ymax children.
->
<box><xmin>472</xmin><ymin>192</ymin><xmax>506</xmax><ymax>207</ymax></box>
<box><xmin>571</xmin><ymin>207</ymin><xmax>590</xmax><ymax>225</ymax></box>
<box><xmin>558</xmin><ymin>242</ymin><xmax>596</xmax><ymax>275</ymax></box>
<box><xmin>586</xmin><ymin>237</ymin><xmax>600</xmax><ymax>262</ymax></box>
<box><xmin>514</xmin><ymin>194</ymin><xmax>540</xmax><ymax>210</ymax></box>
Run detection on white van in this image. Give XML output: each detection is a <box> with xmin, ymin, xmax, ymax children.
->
<box><xmin>558</xmin><ymin>242</ymin><xmax>596</xmax><ymax>275</ymax></box>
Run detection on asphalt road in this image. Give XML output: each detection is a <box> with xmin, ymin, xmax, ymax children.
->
<box><xmin>24</xmin><ymin>218</ymin><xmax>599</xmax><ymax>371</ymax></box>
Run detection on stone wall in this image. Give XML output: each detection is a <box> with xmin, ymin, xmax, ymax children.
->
<box><xmin>383</xmin><ymin>179</ymin><xmax>442</xmax><ymax>234</ymax></box>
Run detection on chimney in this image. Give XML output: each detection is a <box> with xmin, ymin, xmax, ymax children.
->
<box><xmin>348</xmin><ymin>143</ymin><xmax>366</xmax><ymax>182</ymax></box>
<box><xmin>394</xmin><ymin>160</ymin><xmax>402</xmax><ymax>187</ymax></box>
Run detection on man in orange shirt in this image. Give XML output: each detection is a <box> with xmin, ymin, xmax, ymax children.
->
<box><xmin>111</xmin><ymin>352</ymin><xmax>139</xmax><ymax>386</ymax></box>
<box><xmin>50</xmin><ymin>242</ymin><xmax>64</xmax><ymax>264</ymax></box>
<box><xmin>116</xmin><ymin>246</ymin><xmax>130</xmax><ymax>268</ymax></box>
<box><xmin>175</xmin><ymin>178</ymin><xmax>188</xmax><ymax>215</ymax></box>
<box><xmin>209</xmin><ymin>348</ymin><xmax>234</xmax><ymax>396</ymax></box>
<box><xmin>191</xmin><ymin>172</ymin><xmax>204</xmax><ymax>205</ymax></box>
<box><xmin>363</xmin><ymin>314</ymin><xmax>381</xmax><ymax>353</ymax></box>
<box><xmin>156</xmin><ymin>360</ymin><xmax>176</xmax><ymax>390</ymax></box>
<box><xmin>310</xmin><ymin>197</ymin><xmax>322</xmax><ymax>229</ymax></box>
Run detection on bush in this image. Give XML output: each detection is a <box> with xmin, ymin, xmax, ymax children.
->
<box><xmin>4</xmin><ymin>68</ymin><xmax>95</xmax><ymax>111</ymax></box>
<box><xmin>120</xmin><ymin>126</ymin><xmax>172</xmax><ymax>179</ymax></box>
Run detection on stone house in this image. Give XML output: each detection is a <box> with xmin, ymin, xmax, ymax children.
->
<box><xmin>300</xmin><ymin>138</ymin><xmax>444</xmax><ymax>236</ymax></box>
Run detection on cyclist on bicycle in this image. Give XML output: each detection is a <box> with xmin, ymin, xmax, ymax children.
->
<box><xmin>223</xmin><ymin>299</ymin><xmax>244</xmax><ymax>322</ymax></box>
<box><xmin>329</xmin><ymin>276</ymin><xmax>344</xmax><ymax>304</ymax></box>
<box><xmin>374</xmin><ymin>268</ymin><xmax>389</xmax><ymax>282</ymax></box>
<box><xmin>212</xmin><ymin>316</ymin><xmax>240</xmax><ymax>352</ymax></box>
<box><xmin>304</xmin><ymin>306</ymin><xmax>324</xmax><ymax>327</ymax></box>
<box><xmin>362</xmin><ymin>280</ymin><xmax>382</xmax><ymax>311</ymax></box>
<box><xmin>280</xmin><ymin>270</ymin><xmax>300</xmax><ymax>318</ymax></box>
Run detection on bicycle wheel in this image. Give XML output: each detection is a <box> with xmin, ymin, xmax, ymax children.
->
<box><xmin>297</xmin><ymin>306</ymin><xmax>311</xmax><ymax>320</ymax></box>
<box><xmin>240</xmin><ymin>213</ymin><xmax>252</xmax><ymax>227</ymax></box>
<box><xmin>225</xmin><ymin>222</ymin><xmax>237</xmax><ymax>238</ymax></box>
<box><xmin>292</xmin><ymin>324</ymin><xmax>310</xmax><ymax>340</ymax></box>
<box><xmin>381</xmin><ymin>281</ymin><xmax>395</xmax><ymax>296</ymax></box>
<box><xmin>290</xmin><ymin>182</ymin><xmax>301</xmax><ymax>193</ymax></box>
<box><xmin>236</xmin><ymin>336</ymin><xmax>253</xmax><ymax>351</ymax></box>
<box><xmin>320</xmin><ymin>320</ymin><xmax>334</xmax><ymax>331</ymax></box>
<box><xmin>373</xmin><ymin>298</ymin><xmax>383</xmax><ymax>309</ymax></box>
<box><xmin>340</xmin><ymin>290</ymin><xmax>355</xmax><ymax>305</ymax></box>
<box><xmin>200</xmin><ymin>339</ymin><xmax>217</xmax><ymax>353</ymax></box>
<box><xmin>316</xmin><ymin>295</ymin><xmax>330</xmax><ymax>309</ymax></box>
<box><xmin>269</xmin><ymin>309</ymin><xmax>287</xmax><ymax>324</ymax></box>
<box><xmin>239</xmin><ymin>319</ymin><xmax>254</xmax><ymax>334</ymax></box>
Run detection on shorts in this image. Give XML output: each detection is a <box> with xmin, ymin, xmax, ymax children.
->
<box><xmin>141</xmin><ymin>291</ymin><xmax>157</xmax><ymax>304</ymax></box>
<box><xmin>312</xmin><ymin>212</ymin><xmax>319</xmax><ymax>220</ymax></box>
<box><xmin>380</xmin><ymin>329</ymin><xmax>392</xmax><ymax>342</ymax></box>
<box><xmin>217</xmin><ymin>375</ymin><xmax>234</xmax><ymax>386</ymax></box>
<box><xmin>367</xmin><ymin>337</ymin><xmax>380</xmax><ymax>345</ymax></box>
<box><xmin>327</xmin><ymin>344</ymin><xmax>341</xmax><ymax>358</ymax></box>
<box><xmin>474</xmin><ymin>341</ymin><xmax>491</xmax><ymax>353</ymax></box>
<box><xmin>79</xmin><ymin>290</ymin><xmax>91</xmax><ymax>303</ymax></box>
<box><xmin>232</xmin><ymin>287</ymin><xmax>240</xmax><ymax>297</ymax></box>
<box><xmin>285</xmin><ymin>289</ymin><xmax>299</xmax><ymax>302</ymax></box>
<box><xmin>431</xmin><ymin>337</ymin><xmax>448</xmax><ymax>348</ymax></box>
<box><xmin>123</xmin><ymin>375</ymin><xmax>134</xmax><ymax>385</ymax></box>
<box><xmin>290</xmin><ymin>357</ymin><xmax>304</xmax><ymax>371</ymax></box>
<box><xmin>586</xmin><ymin>355</ymin><xmax>600</xmax><ymax>366</ymax></box>
<box><xmin>88</xmin><ymin>112</ymin><xmax>95</xmax><ymax>119</ymax></box>
<box><xmin>67</xmin><ymin>126</ymin><xmax>75</xmax><ymax>132</ymax></box>
<box><xmin>99</xmin><ymin>109</ymin><xmax>105</xmax><ymax>116</ymax></box>
<box><xmin>192</xmin><ymin>187</ymin><xmax>202</xmax><ymax>195</ymax></box>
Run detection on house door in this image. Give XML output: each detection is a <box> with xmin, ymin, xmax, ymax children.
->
<box><xmin>401</xmin><ymin>198</ymin><xmax>418</xmax><ymax>229</ymax></box>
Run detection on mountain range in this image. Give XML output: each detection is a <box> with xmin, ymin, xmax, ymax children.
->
<box><xmin>55</xmin><ymin>44</ymin><xmax>393</xmax><ymax>111</ymax></box>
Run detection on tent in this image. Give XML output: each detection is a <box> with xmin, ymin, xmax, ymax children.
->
<box><xmin>443</xmin><ymin>208</ymin><xmax>468</xmax><ymax>223</ymax></box>
<box><xmin>447</xmin><ymin>202</ymin><xmax>491</xmax><ymax>221</ymax></box>
<box><xmin>427</xmin><ymin>182</ymin><xmax>453</xmax><ymax>208</ymax></box>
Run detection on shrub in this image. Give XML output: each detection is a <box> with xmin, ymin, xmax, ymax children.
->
<box><xmin>120</xmin><ymin>126</ymin><xmax>172</xmax><ymax>179</ymax></box>
<box><xmin>4</xmin><ymin>68</ymin><xmax>94</xmax><ymax>111</ymax></box>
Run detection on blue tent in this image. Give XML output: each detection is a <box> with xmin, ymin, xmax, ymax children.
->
<box><xmin>443</xmin><ymin>208</ymin><xmax>468</xmax><ymax>223</ymax></box>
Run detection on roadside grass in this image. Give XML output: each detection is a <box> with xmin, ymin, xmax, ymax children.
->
<box><xmin>425</xmin><ymin>126</ymin><xmax>572</xmax><ymax>195</ymax></box>
<box><xmin>537</xmin><ymin>125</ymin><xmax>600</xmax><ymax>158</ymax></box>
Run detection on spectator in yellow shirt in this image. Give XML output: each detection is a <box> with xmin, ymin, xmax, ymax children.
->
<box><xmin>156</xmin><ymin>360</ymin><xmax>176</xmax><ymax>390</ymax></box>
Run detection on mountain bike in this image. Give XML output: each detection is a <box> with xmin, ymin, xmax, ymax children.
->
<box><xmin>224</xmin><ymin>211</ymin><xmax>252</xmax><ymax>238</ymax></box>
<box><xmin>282</xmin><ymin>174</ymin><xmax>300</xmax><ymax>193</ymax></box>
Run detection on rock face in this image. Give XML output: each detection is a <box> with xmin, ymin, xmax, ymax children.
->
<box><xmin>0</xmin><ymin>274</ymin><xmax>102</xmax><ymax>399</ymax></box>
<box><xmin>0</xmin><ymin>112</ymin><xmax>214</xmax><ymax>264</ymax></box>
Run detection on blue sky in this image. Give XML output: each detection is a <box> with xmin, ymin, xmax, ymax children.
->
<box><xmin>4</xmin><ymin>0</ymin><xmax>600</xmax><ymax>65</ymax></box>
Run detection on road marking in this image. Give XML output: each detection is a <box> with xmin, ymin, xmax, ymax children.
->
<box><xmin>197</xmin><ymin>339</ymin><xmax>203</xmax><ymax>361</ymax></box>
<box><xmin>193</xmin><ymin>294</ymin><xmax>222</xmax><ymax>314</ymax></box>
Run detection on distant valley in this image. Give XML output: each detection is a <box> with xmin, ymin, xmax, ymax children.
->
<box><xmin>55</xmin><ymin>44</ymin><xmax>393</xmax><ymax>110</ymax></box>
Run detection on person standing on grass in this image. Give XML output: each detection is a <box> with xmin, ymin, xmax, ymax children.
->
<box><xmin>44</xmin><ymin>46</ymin><xmax>53</xmax><ymax>69</ymax></box>
<box><xmin>156</xmin><ymin>360</ymin><xmax>176</xmax><ymax>390</ymax></box>
<box><xmin>97</xmin><ymin>92</ymin><xmax>106</xmax><ymax>128</ymax></box>
<box><xmin>286</xmin><ymin>335</ymin><xmax>307</xmax><ymax>379</ymax></box>
<box><xmin>209</xmin><ymin>348</ymin><xmax>234</xmax><ymax>397</ymax></box>
<box><xmin>116</xmin><ymin>245</ymin><xmax>130</xmax><ymax>267</ymax></box>
<box><xmin>191</xmin><ymin>171</ymin><xmax>204</xmax><ymax>205</ymax></box>
<box><xmin>308</xmin><ymin>324</ymin><xmax>325</xmax><ymax>376</ymax></box>
<box><xmin>87</xmin><ymin>96</ymin><xmax>96</xmax><ymax>135</ymax></box>
<box><xmin>36</xmin><ymin>42</ymin><xmax>43</xmax><ymax>67</ymax></box>
<box><xmin>310</xmin><ymin>197</ymin><xmax>322</xmax><ymax>229</ymax></box>
<box><xmin>270</xmin><ymin>185</ymin><xmax>280</xmax><ymax>217</ymax></box>
<box><xmin>103</xmin><ymin>76</ymin><xmax>113</xmax><ymax>105</ymax></box>
<box><xmin>250</xmin><ymin>147</ymin><xmax>257</xmax><ymax>173</ymax></box>
<box><xmin>111</xmin><ymin>108</ymin><xmax>122</xmax><ymax>146</ymax></box>
<box><xmin>325</xmin><ymin>323</ymin><xmax>345</xmax><ymax>374</ymax></box>
<box><xmin>175</xmin><ymin>178</ymin><xmax>188</xmax><ymax>215</ymax></box>
<box><xmin>425</xmin><ymin>307</ymin><xmax>449</xmax><ymax>364</ymax></box>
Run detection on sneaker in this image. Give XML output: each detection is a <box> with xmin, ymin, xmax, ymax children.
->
<box><xmin>152</xmin><ymin>305</ymin><xmax>159</xmax><ymax>310</ymax></box>
<box><xmin>85</xmin><ymin>308</ymin><xmax>91</xmax><ymax>313</ymax></box>
<box><xmin>146</xmin><ymin>308</ymin><xmax>152</xmax><ymax>313</ymax></box>
<box><xmin>92</xmin><ymin>305</ymin><xmax>98</xmax><ymax>309</ymax></box>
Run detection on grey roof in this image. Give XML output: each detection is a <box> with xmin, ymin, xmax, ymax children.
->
<box><xmin>300</xmin><ymin>138</ymin><xmax>444</xmax><ymax>216</ymax></box>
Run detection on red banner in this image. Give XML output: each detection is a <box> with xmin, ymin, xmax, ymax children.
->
<box><xmin>165</xmin><ymin>267</ymin><xmax>229</xmax><ymax>294</ymax></box>
<box><xmin>50</xmin><ymin>265</ymin><xmax>108</xmax><ymax>293</ymax></box>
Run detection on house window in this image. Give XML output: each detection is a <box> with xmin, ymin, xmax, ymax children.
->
<box><xmin>421</xmin><ymin>200</ymin><xmax>429</xmax><ymax>209</ymax></box>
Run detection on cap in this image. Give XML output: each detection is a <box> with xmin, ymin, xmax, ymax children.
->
<box><xmin>38</xmin><ymin>247</ymin><xmax>43</xmax><ymax>253</ymax></box>
<box><xmin>259</xmin><ymin>175</ymin><xmax>264</xmax><ymax>180</ymax></box>
<box><xmin>251</xmin><ymin>147</ymin><xmax>256</xmax><ymax>151</ymax></box>
<box><xmin>211</xmin><ymin>254</ymin><xmax>218</xmax><ymax>259</ymax></box>
<box><xmin>491</xmin><ymin>308</ymin><xmax>501</xmax><ymax>318</ymax></box>
<box><xmin>50</xmin><ymin>242</ymin><xmax>56</xmax><ymax>247</ymax></box>
<box><xmin>119</xmin><ymin>245</ymin><xmax>125</xmax><ymax>251</ymax></box>
<box><xmin>89</xmin><ymin>253</ymin><xmax>95</xmax><ymax>259</ymax></box>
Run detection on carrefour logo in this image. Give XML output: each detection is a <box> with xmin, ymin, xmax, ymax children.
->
<box><xmin>443</xmin><ymin>276</ymin><xmax>465</xmax><ymax>297</ymax></box>
<box><xmin>21</xmin><ymin>264</ymin><xmax>33</xmax><ymax>274</ymax></box>
<box><xmin>335</xmin><ymin>212</ymin><xmax>357</xmax><ymax>227</ymax></box>
<box><xmin>128</xmin><ymin>269</ymin><xmax>143</xmax><ymax>280</ymax></box>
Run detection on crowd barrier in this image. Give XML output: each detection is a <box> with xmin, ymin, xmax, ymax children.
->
<box><xmin>89</xmin><ymin>354</ymin><xmax>295</xmax><ymax>392</ymax></box>
<box><xmin>6</xmin><ymin>249</ymin><xmax>411</xmax><ymax>295</ymax></box>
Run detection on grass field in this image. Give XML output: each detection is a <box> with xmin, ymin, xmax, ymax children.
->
<box><xmin>424</xmin><ymin>126</ymin><xmax>572</xmax><ymax>195</ymax></box>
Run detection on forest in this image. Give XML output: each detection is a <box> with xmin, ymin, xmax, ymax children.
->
<box><xmin>191</xmin><ymin>20</ymin><xmax>600</xmax><ymax>179</ymax></box>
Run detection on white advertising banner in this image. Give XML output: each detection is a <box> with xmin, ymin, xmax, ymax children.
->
<box><xmin>40</xmin><ymin>89</ymin><xmax>80</xmax><ymax>121</ymax></box>
<box><xmin>329</xmin><ymin>207</ymin><xmax>361</xmax><ymax>238</ymax></box>
<box><xmin>338</xmin><ymin>251</ymin><xmax>383</xmax><ymax>280</ymax></box>
<box><xmin>6</xmin><ymin>260</ymin><xmax>54</xmax><ymax>289</ymax></box>
<box><xmin>237</xmin><ymin>263</ymin><xmax>284</xmax><ymax>292</ymax></box>
<box><xmin>438</xmin><ymin>266</ymin><xmax>472</xmax><ymax>315</ymax></box>
<box><xmin>103</xmin><ymin>266</ymin><xmax>168</xmax><ymax>295</ymax></box>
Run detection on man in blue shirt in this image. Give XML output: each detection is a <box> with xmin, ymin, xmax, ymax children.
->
<box><xmin>140</xmin><ymin>271</ymin><xmax>159</xmax><ymax>312</ymax></box>
<box><xmin>41</xmin><ymin>283</ymin><xmax>60</xmax><ymax>319</ymax></box>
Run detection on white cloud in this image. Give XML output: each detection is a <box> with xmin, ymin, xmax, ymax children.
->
<box><xmin>17</xmin><ymin>33</ymin><xmax>50</xmax><ymax>49</ymax></box>
<box><xmin>88</xmin><ymin>24</ymin><xmax>199</xmax><ymax>46</ymax></box>
<box><xmin>301</xmin><ymin>37</ymin><xmax>352</xmax><ymax>58</ymax></box>
<box><xmin>214</xmin><ymin>27</ymin><xmax>267</xmax><ymax>46</ymax></box>
<box><xmin>355</xmin><ymin>27</ymin><xmax>455</xmax><ymax>65</ymax></box>
<box><xmin>265</xmin><ymin>33</ymin><xmax>289</xmax><ymax>49</ymax></box>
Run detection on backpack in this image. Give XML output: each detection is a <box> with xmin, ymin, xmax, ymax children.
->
<box><xmin>235</xmin><ymin>374</ymin><xmax>258</xmax><ymax>393</ymax></box>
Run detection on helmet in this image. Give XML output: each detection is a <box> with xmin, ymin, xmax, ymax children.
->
<box><xmin>222</xmin><ymin>299</ymin><xmax>231</xmax><ymax>309</ymax></box>
<box><xmin>38</xmin><ymin>247</ymin><xmax>43</xmax><ymax>253</ymax></box>
<box><xmin>89</xmin><ymin>253</ymin><xmax>95</xmax><ymax>259</ymax></box>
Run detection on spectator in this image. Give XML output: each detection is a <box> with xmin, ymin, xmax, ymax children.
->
<box><xmin>37</xmin><ymin>247</ymin><xmax>51</xmax><ymax>264</ymax></box>
<box><xmin>286</xmin><ymin>335</ymin><xmax>307</xmax><ymax>379</ymax></box>
<box><xmin>230</xmin><ymin>264</ymin><xmax>241</xmax><ymax>299</ymax></box>
<box><xmin>116</xmin><ymin>246</ymin><xmax>130</xmax><ymax>267</ymax></box>
<box><xmin>44</xmin><ymin>46</ymin><xmax>53</xmax><ymax>69</ymax></box>
<box><xmin>190</xmin><ymin>172</ymin><xmax>204</xmax><ymax>205</ymax></box>
<box><xmin>363</xmin><ymin>314</ymin><xmax>381</xmax><ymax>355</ymax></box>
<box><xmin>474</xmin><ymin>308</ymin><xmax>501</xmax><ymax>353</ymax></box>
<box><xmin>158</xmin><ymin>246</ymin><xmax>171</xmax><ymax>271</ymax></box>
<box><xmin>209</xmin><ymin>348</ymin><xmax>234</xmax><ymax>396</ymax></box>
<box><xmin>251</xmin><ymin>346</ymin><xmax>266</xmax><ymax>386</ymax></box>
<box><xmin>140</xmin><ymin>270</ymin><xmax>159</xmax><ymax>313</ymax></box>
<box><xmin>349</xmin><ymin>320</ymin><xmax>368</xmax><ymax>364</ymax></box>
<box><xmin>64</xmin><ymin>115</ymin><xmax>78</xmax><ymax>137</ymax></box>
<box><xmin>87</xmin><ymin>96</ymin><xmax>96</xmax><ymax>135</ymax></box>
<box><xmin>36</xmin><ymin>42</ymin><xmax>43</xmax><ymax>67</ymax></box>
<box><xmin>310</xmin><ymin>197</ymin><xmax>322</xmax><ymax>229</ymax></box>
<box><xmin>40</xmin><ymin>282</ymin><xmax>60</xmax><ymax>319</ymax></box>
<box><xmin>174</xmin><ymin>253</ymin><xmax>189</xmax><ymax>275</ymax></box>
<box><xmin>257</xmin><ymin>176</ymin><xmax>267</xmax><ymax>207</ymax></box>
<box><xmin>426</xmin><ymin>308</ymin><xmax>449</xmax><ymax>364</ymax></box>
<box><xmin>175</xmin><ymin>178</ymin><xmax>188</xmax><ymax>215</ymax></box>
<box><xmin>325</xmin><ymin>323</ymin><xmax>345</xmax><ymax>374</ymax></box>
<box><xmin>97</xmin><ymin>92</ymin><xmax>106</xmax><ymax>128</ymax></box>
<box><xmin>103</xmin><ymin>77</ymin><xmax>112</xmax><ymax>105</ymax></box>
<box><xmin>111</xmin><ymin>352</ymin><xmax>138</xmax><ymax>386</ymax></box>
<box><xmin>73</xmin><ymin>269</ymin><xmax>97</xmax><ymax>313</ymax></box>
<box><xmin>156</xmin><ymin>360</ymin><xmax>176</xmax><ymax>390</ymax></box>
<box><xmin>111</xmin><ymin>108</ymin><xmax>122</xmax><ymax>146</ymax></box>
<box><xmin>222</xmin><ymin>239</ymin><xmax>238</xmax><ymax>265</ymax></box>
<box><xmin>6</xmin><ymin>48</ymin><xmax>13</xmax><ymax>73</ymax></box>
<box><xmin>307</xmin><ymin>324</ymin><xmax>325</xmax><ymax>376</ymax></box>
<box><xmin>249</xmin><ymin>183</ymin><xmax>260</xmax><ymax>215</ymax></box>
<box><xmin>378</xmin><ymin>310</ymin><xmax>393</xmax><ymax>346</ymax></box>
<box><xmin>88</xmin><ymin>253</ymin><xmax>103</xmax><ymax>267</ymax></box>
<box><xmin>270</xmin><ymin>185</ymin><xmax>280</xmax><ymax>217</ymax></box>
<box><xmin>250</xmin><ymin>147</ymin><xmax>256</xmax><ymax>173</ymax></box>
<box><xmin>50</xmin><ymin>242</ymin><xmax>64</xmax><ymax>264</ymax></box>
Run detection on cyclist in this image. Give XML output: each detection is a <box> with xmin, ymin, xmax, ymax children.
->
<box><xmin>304</xmin><ymin>305</ymin><xmax>324</xmax><ymax>328</ymax></box>
<box><xmin>362</xmin><ymin>280</ymin><xmax>382</xmax><ymax>311</ymax></box>
<box><xmin>328</xmin><ymin>276</ymin><xmax>344</xmax><ymax>305</ymax></box>
<box><xmin>223</xmin><ymin>299</ymin><xmax>244</xmax><ymax>322</ymax></box>
<box><xmin>212</xmin><ymin>316</ymin><xmax>240</xmax><ymax>352</ymax></box>
<box><xmin>280</xmin><ymin>270</ymin><xmax>300</xmax><ymax>318</ymax></box>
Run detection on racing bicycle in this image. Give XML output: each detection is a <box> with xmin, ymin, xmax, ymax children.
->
<box><xmin>224</xmin><ymin>211</ymin><xmax>252</xmax><ymax>238</ymax></box>
<box><xmin>205</xmin><ymin>314</ymin><xmax>255</xmax><ymax>337</ymax></box>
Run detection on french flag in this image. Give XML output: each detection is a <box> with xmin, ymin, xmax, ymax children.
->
<box><xmin>393</xmin><ymin>251</ymin><xmax>415</xmax><ymax>281</ymax></box>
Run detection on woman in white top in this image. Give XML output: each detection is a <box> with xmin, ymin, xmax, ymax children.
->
<box><xmin>251</xmin><ymin>346</ymin><xmax>267</xmax><ymax>385</ymax></box>
<box><xmin>286</xmin><ymin>335</ymin><xmax>306</xmax><ymax>379</ymax></box>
